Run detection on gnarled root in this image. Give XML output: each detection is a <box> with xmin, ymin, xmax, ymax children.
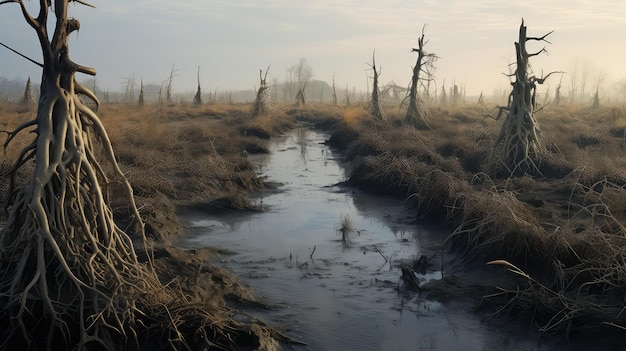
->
<box><xmin>0</xmin><ymin>88</ymin><xmax>160</xmax><ymax>350</ymax></box>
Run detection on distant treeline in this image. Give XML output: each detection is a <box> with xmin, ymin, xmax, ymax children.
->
<box><xmin>0</xmin><ymin>76</ymin><xmax>374</xmax><ymax>105</ymax></box>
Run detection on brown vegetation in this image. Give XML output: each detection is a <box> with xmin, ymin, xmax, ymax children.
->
<box><xmin>327</xmin><ymin>102</ymin><xmax>626</xmax><ymax>336</ymax></box>
<box><xmin>0</xmin><ymin>100</ymin><xmax>298</xmax><ymax>349</ymax></box>
<box><xmin>3</xmin><ymin>66</ymin><xmax>625</xmax><ymax>346</ymax></box>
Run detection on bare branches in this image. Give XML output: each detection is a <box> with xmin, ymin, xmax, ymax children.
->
<box><xmin>405</xmin><ymin>24</ymin><xmax>436</xmax><ymax>129</ymax></box>
<box><xmin>536</xmin><ymin>70</ymin><xmax>565</xmax><ymax>85</ymax></box>
<box><xmin>0</xmin><ymin>0</ymin><xmax>38</xmax><ymax>30</ymax></box>
<box><xmin>73</xmin><ymin>0</ymin><xmax>96</xmax><ymax>8</ymax></box>
<box><xmin>0</xmin><ymin>41</ymin><xmax>44</xmax><ymax>67</ymax></box>
<box><xmin>489</xmin><ymin>20</ymin><xmax>555</xmax><ymax>177</ymax></box>
<box><xmin>526</xmin><ymin>30</ymin><xmax>554</xmax><ymax>44</ymax></box>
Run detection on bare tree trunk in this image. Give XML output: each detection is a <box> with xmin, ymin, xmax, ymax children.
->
<box><xmin>20</xmin><ymin>77</ymin><xmax>35</xmax><ymax>106</ymax></box>
<box><xmin>477</xmin><ymin>92</ymin><xmax>485</xmax><ymax>106</ymax></box>
<box><xmin>592</xmin><ymin>89</ymin><xmax>600</xmax><ymax>108</ymax></box>
<box><xmin>252</xmin><ymin>66</ymin><xmax>270</xmax><ymax>116</ymax></box>
<box><xmin>295</xmin><ymin>81</ymin><xmax>307</xmax><ymax>107</ymax></box>
<box><xmin>193</xmin><ymin>66</ymin><xmax>202</xmax><ymax>105</ymax></box>
<box><xmin>138</xmin><ymin>78</ymin><xmax>145</xmax><ymax>107</ymax></box>
<box><xmin>0</xmin><ymin>1</ymin><xmax>161</xmax><ymax>348</ymax></box>
<box><xmin>405</xmin><ymin>27</ymin><xmax>436</xmax><ymax>129</ymax></box>
<box><xmin>332</xmin><ymin>75</ymin><xmax>338</xmax><ymax>106</ymax></box>
<box><xmin>166</xmin><ymin>65</ymin><xmax>176</xmax><ymax>104</ymax></box>
<box><xmin>368</xmin><ymin>51</ymin><xmax>385</xmax><ymax>121</ymax></box>
<box><xmin>490</xmin><ymin>20</ymin><xmax>556</xmax><ymax>176</ymax></box>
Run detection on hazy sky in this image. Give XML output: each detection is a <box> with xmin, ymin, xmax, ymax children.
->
<box><xmin>0</xmin><ymin>0</ymin><xmax>625</xmax><ymax>97</ymax></box>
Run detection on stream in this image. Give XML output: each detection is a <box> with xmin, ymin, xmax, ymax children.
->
<box><xmin>178</xmin><ymin>127</ymin><xmax>569</xmax><ymax>351</ymax></box>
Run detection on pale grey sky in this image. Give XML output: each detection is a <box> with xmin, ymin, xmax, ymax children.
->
<box><xmin>1</xmin><ymin>1</ymin><xmax>625</xmax><ymax>97</ymax></box>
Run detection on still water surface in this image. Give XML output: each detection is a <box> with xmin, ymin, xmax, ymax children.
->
<box><xmin>179</xmin><ymin>128</ymin><xmax>565</xmax><ymax>351</ymax></box>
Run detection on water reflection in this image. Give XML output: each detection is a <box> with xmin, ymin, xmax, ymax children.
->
<box><xmin>179</xmin><ymin>128</ymin><xmax>564</xmax><ymax>351</ymax></box>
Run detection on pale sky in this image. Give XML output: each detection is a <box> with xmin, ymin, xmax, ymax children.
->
<box><xmin>1</xmin><ymin>1</ymin><xmax>625</xmax><ymax>98</ymax></box>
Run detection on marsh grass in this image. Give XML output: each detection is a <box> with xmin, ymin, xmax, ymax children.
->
<box><xmin>1</xmin><ymin>102</ymin><xmax>294</xmax><ymax>241</ymax></box>
<box><xmin>337</xmin><ymin>212</ymin><xmax>355</xmax><ymax>243</ymax></box>
<box><xmin>4</xmin><ymin>98</ymin><xmax>626</xmax><ymax>338</ymax></box>
<box><xmin>328</xmin><ymin>101</ymin><xmax>626</xmax><ymax>334</ymax></box>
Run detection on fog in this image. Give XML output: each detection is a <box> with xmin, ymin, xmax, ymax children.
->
<box><xmin>0</xmin><ymin>1</ymin><xmax>625</xmax><ymax>102</ymax></box>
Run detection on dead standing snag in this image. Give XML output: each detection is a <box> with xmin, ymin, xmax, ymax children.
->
<box><xmin>489</xmin><ymin>20</ymin><xmax>558</xmax><ymax>177</ymax></box>
<box><xmin>405</xmin><ymin>25</ymin><xmax>437</xmax><ymax>129</ymax></box>
<box><xmin>367</xmin><ymin>51</ymin><xmax>385</xmax><ymax>121</ymax></box>
<box><xmin>0</xmin><ymin>0</ymin><xmax>162</xmax><ymax>348</ymax></box>
<box><xmin>193</xmin><ymin>66</ymin><xmax>202</xmax><ymax>105</ymax></box>
<box><xmin>252</xmin><ymin>65</ymin><xmax>270</xmax><ymax>116</ymax></box>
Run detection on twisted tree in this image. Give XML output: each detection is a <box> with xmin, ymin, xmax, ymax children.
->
<box><xmin>405</xmin><ymin>25</ymin><xmax>437</xmax><ymax>129</ymax></box>
<box><xmin>489</xmin><ymin>20</ymin><xmax>557</xmax><ymax>176</ymax></box>
<box><xmin>0</xmin><ymin>0</ymin><xmax>162</xmax><ymax>348</ymax></box>
<box><xmin>0</xmin><ymin>2</ymin><xmax>288</xmax><ymax>350</ymax></box>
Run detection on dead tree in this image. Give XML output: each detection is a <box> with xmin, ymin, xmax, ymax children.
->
<box><xmin>332</xmin><ymin>75</ymin><xmax>338</xmax><ymax>105</ymax></box>
<box><xmin>123</xmin><ymin>74</ymin><xmax>135</xmax><ymax>102</ymax></box>
<box><xmin>592</xmin><ymin>89</ymin><xmax>600</xmax><ymax>108</ymax></box>
<box><xmin>19</xmin><ymin>76</ymin><xmax>34</xmax><ymax>108</ymax></box>
<box><xmin>477</xmin><ymin>91</ymin><xmax>485</xmax><ymax>106</ymax></box>
<box><xmin>295</xmin><ymin>81</ymin><xmax>307</xmax><ymax>106</ymax></box>
<box><xmin>252</xmin><ymin>66</ymin><xmax>270</xmax><ymax>116</ymax></box>
<box><xmin>451</xmin><ymin>84</ymin><xmax>460</xmax><ymax>105</ymax></box>
<box><xmin>367</xmin><ymin>51</ymin><xmax>385</xmax><ymax>121</ymax></box>
<box><xmin>193</xmin><ymin>66</ymin><xmax>202</xmax><ymax>105</ymax></box>
<box><xmin>490</xmin><ymin>20</ymin><xmax>557</xmax><ymax>176</ymax></box>
<box><xmin>0</xmin><ymin>0</ymin><xmax>163</xmax><ymax>348</ymax></box>
<box><xmin>166</xmin><ymin>64</ymin><xmax>176</xmax><ymax>104</ymax></box>
<box><xmin>138</xmin><ymin>78</ymin><xmax>145</xmax><ymax>107</ymax></box>
<box><xmin>405</xmin><ymin>26</ymin><xmax>437</xmax><ymax>129</ymax></box>
<box><xmin>440</xmin><ymin>82</ymin><xmax>447</xmax><ymax>105</ymax></box>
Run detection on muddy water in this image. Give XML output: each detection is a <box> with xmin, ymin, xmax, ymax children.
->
<box><xmin>178</xmin><ymin>128</ymin><xmax>564</xmax><ymax>351</ymax></box>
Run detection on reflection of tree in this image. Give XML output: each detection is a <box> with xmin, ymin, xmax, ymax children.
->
<box><xmin>296</xmin><ymin>128</ymin><xmax>308</xmax><ymax>163</ymax></box>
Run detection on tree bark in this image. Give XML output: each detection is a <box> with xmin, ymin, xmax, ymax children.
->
<box><xmin>0</xmin><ymin>1</ymin><xmax>160</xmax><ymax>348</ymax></box>
<box><xmin>490</xmin><ymin>20</ymin><xmax>554</xmax><ymax>176</ymax></box>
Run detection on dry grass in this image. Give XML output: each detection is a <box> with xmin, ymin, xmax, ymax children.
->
<box><xmin>4</xmin><ymin>98</ymin><xmax>626</xmax><ymax>341</ymax></box>
<box><xmin>327</xmin><ymin>101</ymin><xmax>626</xmax><ymax>335</ymax></box>
<box><xmin>1</xmin><ymin>102</ymin><xmax>293</xmax><ymax>242</ymax></box>
<box><xmin>336</xmin><ymin>212</ymin><xmax>355</xmax><ymax>242</ymax></box>
<box><xmin>0</xmin><ymin>101</ymin><xmax>304</xmax><ymax>350</ymax></box>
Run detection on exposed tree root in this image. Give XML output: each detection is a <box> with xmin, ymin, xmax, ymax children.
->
<box><xmin>488</xmin><ymin>20</ymin><xmax>558</xmax><ymax>177</ymax></box>
<box><xmin>0</xmin><ymin>1</ymin><xmax>282</xmax><ymax>349</ymax></box>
